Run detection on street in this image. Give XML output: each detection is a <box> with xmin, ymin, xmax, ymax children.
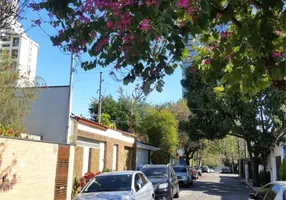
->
<box><xmin>178</xmin><ymin>173</ymin><xmax>253</xmax><ymax>200</ymax></box>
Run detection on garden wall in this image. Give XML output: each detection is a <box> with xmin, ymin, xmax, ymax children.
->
<box><xmin>0</xmin><ymin>136</ymin><xmax>72</xmax><ymax>200</ymax></box>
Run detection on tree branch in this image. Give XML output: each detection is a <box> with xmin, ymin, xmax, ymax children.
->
<box><xmin>250</xmin><ymin>0</ymin><xmax>262</xmax><ymax>9</ymax></box>
<box><xmin>210</xmin><ymin>4</ymin><xmax>242</xmax><ymax>28</ymax></box>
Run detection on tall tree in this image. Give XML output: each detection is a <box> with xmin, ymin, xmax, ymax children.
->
<box><xmin>167</xmin><ymin>99</ymin><xmax>202</xmax><ymax>166</ymax></box>
<box><xmin>32</xmin><ymin>0</ymin><xmax>285</xmax><ymax>94</ymax></box>
<box><xmin>182</xmin><ymin>68</ymin><xmax>286</xmax><ymax>186</ymax></box>
<box><xmin>141</xmin><ymin>109</ymin><xmax>178</xmax><ymax>164</ymax></box>
<box><xmin>0</xmin><ymin>0</ymin><xmax>30</xmax><ymax>32</ymax></box>
<box><xmin>0</xmin><ymin>50</ymin><xmax>39</xmax><ymax>137</ymax></box>
<box><xmin>89</xmin><ymin>95</ymin><xmax>130</xmax><ymax>131</ymax></box>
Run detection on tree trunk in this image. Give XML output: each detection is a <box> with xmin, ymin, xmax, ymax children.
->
<box><xmin>246</xmin><ymin>140</ymin><xmax>260</xmax><ymax>187</ymax></box>
<box><xmin>251</xmin><ymin>158</ymin><xmax>260</xmax><ymax>187</ymax></box>
<box><xmin>185</xmin><ymin>151</ymin><xmax>190</xmax><ymax>166</ymax></box>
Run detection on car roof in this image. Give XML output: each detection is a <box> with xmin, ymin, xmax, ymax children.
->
<box><xmin>96</xmin><ymin>171</ymin><xmax>139</xmax><ymax>176</ymax></box>
<box><xmin>272</xmin><ymin>181</ymin><xmax>286</xmax><ymax>187</ymax></box>
<box><xmin>173</xmin><ymin>165</ymin><xmax>187</xmax><ymax>168</ymax></box>
<box><xmin>141</xmin><ymin>164</ymin><xmax>168</xmax><ymax>168</ymax></box>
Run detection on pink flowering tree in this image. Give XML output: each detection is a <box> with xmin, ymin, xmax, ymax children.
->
<box><xmin>30</xmin><ymin>0</ymin><xmax>285</xmax><ymax>94</ymax></box>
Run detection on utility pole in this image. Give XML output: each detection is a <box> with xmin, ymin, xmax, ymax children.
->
<box><xmin>66</xmin><ymin>53</ymin><xmax>74</xmax><ymax>144</ymax></box>
<box><xmin>98</xmin><ymin>72</ymin><xmax>103</xmax><ymax>124</ymax></box>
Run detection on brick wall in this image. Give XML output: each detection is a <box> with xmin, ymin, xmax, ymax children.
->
<box><xmin>73</xmin><ymin>146</ymin><xmax>83</xmax><ymax>178</ymax></box>
<box><xmin>88</xmin><ymin>148</ymin><xmax>100</xmax><ymax>173</ymax></box>
<box><xmin>0</xmin><ymin>137</ymin><xmax>58</xmax><ymax>200</ymax></box>
<box><xmin>75</xmin><ymin>129</ymin><xmax>136</xmax><ymax>172</ymax></box>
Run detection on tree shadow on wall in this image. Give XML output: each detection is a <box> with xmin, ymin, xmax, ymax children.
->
<box><xmin>0</xmin><ymin>141</ymin><xmax>18</xmax><ymax>192</ymax></box>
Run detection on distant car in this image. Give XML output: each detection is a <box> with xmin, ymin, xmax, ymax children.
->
<box><xmin>249</xmin><ymin>181</ymin><xmax>286</xmax><ymax>200</ymax></box>
<box><xmin>189</xmin><ymin>166</ymin><xmax>199</xmax><ymax>179</ymax></box>
<box><xmin>201</xmin><ymin>166</ymin><xmax>210</xmax><ymax>173</ymax></box>
<box><xmin>73</xmin><ymin>171</ymin><xmax>154</xmax><ymax>200</ymax></box>
<box><xmin>209</xmin><ymin>168</ymin><xmax>215</xmax><ymax>173</ymax></box>
<box><xmin>173</xmin><ymin>165</ymin><xmax>193</xmax><ymax>186</ymax></box>
<box><xmin>221</xmin><ymin>167</ymin><xmax>230</xmax><ymax>174</ymax></box>
<box><xmin>195</xmin><ymin>166</ymin><xmax>202</xmax><ymax>176</ymax></box>
<box><xmin>141</xmin><ymin>164</ymin><xmax>180</xmax><ymax>199</ymax></box>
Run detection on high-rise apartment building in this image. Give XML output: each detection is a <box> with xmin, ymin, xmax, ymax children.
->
<box><xmin>0</xmin><ymin>23</ymin><xmax>39</xmax><ymax>86</ymax></box>
<box><xmin>182</xmin><ymin>40</ymin><xmax>193</xmax><ymax>96</ymax></box>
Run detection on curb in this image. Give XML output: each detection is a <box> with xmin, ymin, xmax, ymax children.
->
<box><xmin>241</xmin><ymin>180</ymin><xmax>260</xmax><ymax>192</ymax></box>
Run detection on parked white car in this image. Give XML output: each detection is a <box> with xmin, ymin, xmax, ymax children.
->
<box><xmin>73</xmin><ymin>171</ymin><xmax>155</xmax><ymax>200</ymax></box>
<box><xmin>209</xmin><ymin>168</ymin><xmax>215</xmax><ymax>173</ymax></box>
<box><xmin>249</xmin><ymin>181</ymin><xmax>286</xmax><ymax>200</ymax></box>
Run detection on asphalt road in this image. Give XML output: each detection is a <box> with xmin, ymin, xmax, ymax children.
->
<box><xmin>177</xmin><ymin>173</ymin><xmax>253</xmax><ymax>200</ymax></box>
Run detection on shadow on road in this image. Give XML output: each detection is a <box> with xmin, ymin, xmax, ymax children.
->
<box><xmin>187</xmin><ymin>174</ymin><xmax>252</xmax><ymax>200</ymax></box>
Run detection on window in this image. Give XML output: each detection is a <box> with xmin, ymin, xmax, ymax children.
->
<box><xmin>11</xmin><ymin>50</ymin><xmax>18</xmax><ymax>59</ymax></box>
<box><xmin>173</xmin><ymin>167</ymin><xmax>187</xmax><ymax>173</ymax></box>
<box><xmin>134</xmin><ymin>174</ymin><xmax>143</xmax><ymax>191</ymax></box>
<box><xmin>12</xmin><ymin>37</ymin><xmax>19</xmax><ymax>46</ymax></box>
<box><xmin>139</xmin><ymin>173</ymin><xmax>148</xmax><ymax>186</ymax></box>
<box><xmin>1</xmin><ymin>37</ymin><xmax>10</xmax><ymax>41</ymax></box>
<box><xmin>256</xmin><ymin>184</ymin><xmax>272</xmax><ymax>200</ymax></box>
<box><xmin>141</xmin><ymin>167</ymin><xmax>169</xmax><ymax>179</ymax></box>
<box><xmin>83</xmin><ymin>174</ymin><xmax>132</xmax><ymax>193</ymax></box>
<box><xmin>2</xmin><ymin>44</ymin><xmax>10</xmax><ymax>48</ymax></box>
<box><xmin>265</xmin><ymin>185</ymin><xmax>280</xmax><ymax>200</ymax></box>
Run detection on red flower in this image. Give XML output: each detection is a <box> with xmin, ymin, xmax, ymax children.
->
<box><xmin>8</xmin><ymin>129</ymin><xmax>13</xmax><ymax>135</ymax></box>
<box><xmin>189</xmin><ymin>67</ymin><xmax>196</xmax><ymax>73</ymax></box>
<box><xmin>272</xmin><ymin>51</ymin><xmax>282</xmax><ymax>58</ymax></box>
<box><xmin>221</xmin><ymin>31</ymin><xmax>231</xmax><ymax>39</ymax></box>
<box><xmin>140</xmin><ymin>19</ymin><xmax>151</xmax><ymax>31</ymax></box>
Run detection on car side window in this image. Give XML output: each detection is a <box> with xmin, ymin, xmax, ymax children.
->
<box><xmin>265</xmin><ymin>185</ymin><xmax>280</xmax><ymax>200</ymax></box>
<box><xmin>139</xmin><ymin>173</ymin><xmax>148</xmax><ymax>186</ymax></box>
<box><xmin>256</xmin><ymin>184</ymin><xmax>272</xmax><ymax>200</ymax></box>
<box><xmin>134</xmin><ymin>174</ymin><xmax>143</xmax><ymax>191</ymax></box>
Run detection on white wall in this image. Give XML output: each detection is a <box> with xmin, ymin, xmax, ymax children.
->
<box><xmin>136</xmin><ymin>148</ymin><xmax>149</xmax><ymax>169</ymax></box>
<box><xmin>268</xmin><ymin>143</ymin><xmax>284</xmax><ymax>181</ymax></box>
<box><xmin>78</xmin><ymin>123</ymin><xmax>135</xmax><ymax>144</ymax></box>
<box><xmin>0</xmin><ymin>33</ymin><xmax>39</xmax><ymax>86</ymax></box>
<box><xmin>24</xmin><ymin>86</ymin><xmax>70</xmax><ymax>143</ymax></box>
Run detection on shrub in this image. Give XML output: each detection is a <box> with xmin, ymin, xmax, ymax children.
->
<box><xmin>280</xmin><ymin>159</ymin><xmax>286</xmax><ymax>181</ymax></box>
<box><xmin>259</xmin><ymin>171</ymin><xmax>271</xmax><ymax>186</ymax></box>
<box><xmin>102</xmin><ymin>168</ymin><xmax>112</xmax><ymax>172</ymax></box>
<box><xmin>71</xmin><ymin>171</ymin><xmax>101</xmax><ymax>198</ymax></box>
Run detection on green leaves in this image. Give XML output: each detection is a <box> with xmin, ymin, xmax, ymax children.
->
<box><xmin>200</xmin><ymin>0</ymin><xmax>210</xmax><ymax>14</ymax></box>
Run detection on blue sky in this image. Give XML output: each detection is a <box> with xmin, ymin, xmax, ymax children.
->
<box><xmin>20</xmin><ymin>9</ymin><xmax>183</xmax><ymax>117</ymax></box>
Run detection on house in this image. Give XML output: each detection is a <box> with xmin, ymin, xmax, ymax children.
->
<box><xmin>267</xmin><ymin>143</ymin><xmax>284</xmax><ymax>181</ymax></box>
<box><xmin>71</xmin><ymin>115</ymin><xmax>159</xmax><ymax>178</ymax></box>
<box><xmin>136</xmin><ymin>141</ymin><xmax>160</xmax><ymax>169</ymax></box>
<box><xmin>24</xmin><ymin>86</ymin><xmax>70</xmax><ymax>143</ymax></box>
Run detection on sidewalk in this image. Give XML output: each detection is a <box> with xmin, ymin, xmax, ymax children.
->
<box><xmin>241</xmin><ymin>179</ymin><xmax>261</xmax><ymax>192</ymax></box>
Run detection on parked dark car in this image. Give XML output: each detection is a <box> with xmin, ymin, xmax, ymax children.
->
<box><xmin>221</xmin><ymin>167</ymin><xmax>230</xmax><ymax>174</ymax></box>
<box><xmin>173</xmin><ymin>165</ymin><xmax>193</xmax><ymax>186</ymax></box>
<box><xmin>141</xmin><ymin>164</ymin><xmax>180</xmax><ymax>200</ymax></box>
<box><xmin>188</xmin><ymin>166</ymin><xmax>199</xmax><ymax>180</ymax></box>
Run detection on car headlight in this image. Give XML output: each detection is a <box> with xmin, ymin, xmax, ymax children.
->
<box><xmin>158</xmin><ymin>183</ymin><xmax>168</xmax><ymax>189</ymax></box>
<box><xmin>182</xmin><ymin>175</ymin><xmax>188</xmax><ymax>180</ymax></box>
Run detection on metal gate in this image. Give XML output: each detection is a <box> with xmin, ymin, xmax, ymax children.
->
<box><xmin>54</xmin><ymin>145</ymin><xmax>70</xmax><ymax>200</ymax></box>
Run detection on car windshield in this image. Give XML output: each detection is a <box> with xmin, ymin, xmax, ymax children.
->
<box><xmin>173</xmin><ymin>167</ymin><xmax>187</xmax><ymax>173</ymax></box>
<box><xmin>82</xmin><ymin>174</ymin><xmax>132</xmax><ymax>193</ymax></box>
<box><xmin>141</xmin><ymin>167</ymin><xmax>168</xmax><ymax>179</ymax></box>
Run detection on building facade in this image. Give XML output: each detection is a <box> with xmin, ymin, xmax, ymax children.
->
<box><xmin>24</xmin><ymin>86</ymin><xmax>70</xmax><ymax>143</ymax></box>
<box><xmin>72</xmin><ymin>116</ymin><xmax>137</xmax><ymax>178</ymax></box>
<box><xmin>0</xmin><ymin>33</ymin><xmax>38</xmax><ymax>85</ymax></box>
